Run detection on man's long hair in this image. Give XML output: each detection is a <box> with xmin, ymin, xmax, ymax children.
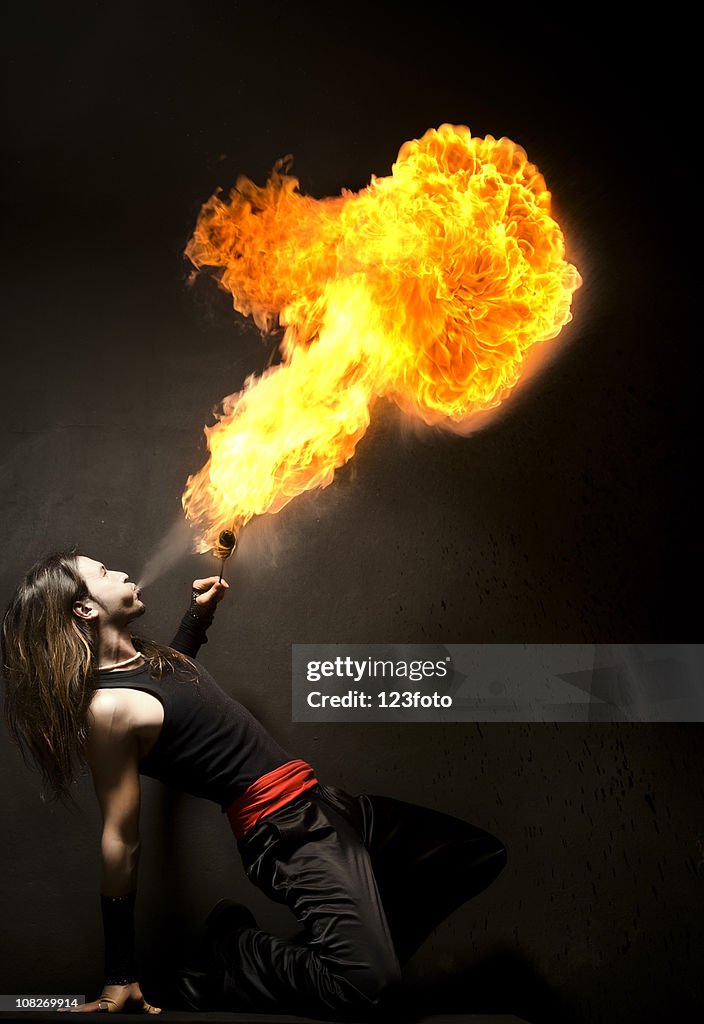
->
<box><xmin>1</xmin><ymin>548</ymin><xmax>194</xmax><ymax>808</ymax></box>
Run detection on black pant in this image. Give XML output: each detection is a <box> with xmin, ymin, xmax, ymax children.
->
<box><xmin>224</xmin><ymin>783</ymin><xmax>506</xmax><ymax>1018</ymax></box>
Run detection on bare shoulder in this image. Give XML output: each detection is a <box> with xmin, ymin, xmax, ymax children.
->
<box><xmin>86</xmin><ymin>690</ymin><xmax>137</xmax><ymax>765</ymax></box>
<box><xmin>88</xmin><ymin>689</ymin><xmax>131</xmax><ymax>731</ymax></box>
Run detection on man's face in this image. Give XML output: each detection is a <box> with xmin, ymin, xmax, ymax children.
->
<box><xmin>74</xmin><ymin>555</ymin><xmax>145</xmax><ymax>628</ymax></box>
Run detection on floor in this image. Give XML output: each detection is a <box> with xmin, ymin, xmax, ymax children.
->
<box><xmin>0</xmin><ymin>1013</ymin><xmax>531</xmax><ymax>1023</ymax></box>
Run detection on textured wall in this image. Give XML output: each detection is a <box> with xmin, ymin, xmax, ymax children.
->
<box><xmin>1</xmin><ymin>5</ymin><xmax>700</xmax><ymax>1023</ymax></box>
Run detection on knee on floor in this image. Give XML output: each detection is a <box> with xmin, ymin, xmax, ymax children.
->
<box><xmin>338</xmin><ymin>954</ymin><xmax>402</xmax><ymax>1010</ymax></box>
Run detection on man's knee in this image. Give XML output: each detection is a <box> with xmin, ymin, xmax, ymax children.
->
<box><xmin>341</xmin><ymin>951</ymin><xmax>402</xmax><ymax>1009</ymax></box>
<box><xmin>371</xmin><ymin>954</ymin><xmax>402</xmax><ymax>999</ymax></box>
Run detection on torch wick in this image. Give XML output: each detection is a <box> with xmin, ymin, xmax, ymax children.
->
<box><xmin>217</xmin><ymin>525</ymin><xmax>237</xmax><ymax>583</ymax></box>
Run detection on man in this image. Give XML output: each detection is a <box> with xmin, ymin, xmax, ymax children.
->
<box><xmin>2</xmin><ymin>549</ymin><xmax>506</xmax><ymax>1018</ymax></box>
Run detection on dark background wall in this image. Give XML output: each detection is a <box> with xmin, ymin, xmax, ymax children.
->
<box><xmin>1</xmin><ymin>4</ymin><xmax>700</xmax><ymax>1022</ymax></box>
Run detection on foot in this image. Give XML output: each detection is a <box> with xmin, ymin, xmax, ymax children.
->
<box><xmin>174</xmin><ymin>899</ymin><xmax>257</xmax><ymax>1011</ymax></box>
<box><xmin>203</xmin><ymin>899</ymin><xmax>257</xmax><ymax>972</ymax></box>
<box><xmin>204</xmin><ymin>897</ymin><xmax>257</xmax><ymax>939</ymax></box>
<box><xmin>175</xmin><ymin>966</ymin><xmax>221</xmax><ymax>1011</ymax></box>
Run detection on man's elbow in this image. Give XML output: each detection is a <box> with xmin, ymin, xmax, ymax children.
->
<box><xmin>101</xmin><ymin>831</ymin><xmax>141</xmax><ymax>873</ymax></box>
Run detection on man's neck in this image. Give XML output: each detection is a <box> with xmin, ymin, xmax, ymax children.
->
<box><xmin>98</xmin><ymin>626</ymin><xmax>142</xmax><ymax>671</ymax></box>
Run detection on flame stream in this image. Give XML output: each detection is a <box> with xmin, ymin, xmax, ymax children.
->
<box><xmin>182</xmin><ymin>124</ymin><xmax>582</xmax><ymax>551</ymax></box>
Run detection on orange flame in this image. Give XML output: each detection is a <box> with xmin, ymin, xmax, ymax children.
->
<box><xmin>182</xmin><ymin>124</ymin><xmax>582</xmax><ymax>551</ymax></box>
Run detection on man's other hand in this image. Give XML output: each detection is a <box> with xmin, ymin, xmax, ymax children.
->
<box><xmin>59</xmin><ymin>981</ymin><xmax>161</xmax><ymax>1013</ymax></box>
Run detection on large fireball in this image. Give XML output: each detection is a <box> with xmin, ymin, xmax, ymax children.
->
<box><xmin>182</xmin><ymin>124</ymin><xmax>582</xmax><ymax>550</ymax></box>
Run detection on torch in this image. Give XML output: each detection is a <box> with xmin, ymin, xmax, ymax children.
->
<box><xmin>214</xmin><ymin>529</ymin><xmax>237</xmax><ymax>582</ymax></box>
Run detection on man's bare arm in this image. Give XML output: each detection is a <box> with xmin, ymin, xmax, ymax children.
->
<box><xmin>86</xmin><ymin>695</ymin><xmax>141</xmax><ymax>894</ymax></box>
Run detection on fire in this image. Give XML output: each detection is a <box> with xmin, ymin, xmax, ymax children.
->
<box><xmin>182</xmin><ymin>124</ymin><xmax>582</xmax><ymax>551</ymax></box>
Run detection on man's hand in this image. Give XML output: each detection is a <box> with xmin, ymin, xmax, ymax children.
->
<box><xmin>59</xmin><ymin>981</ymin><xmax>161</xmax><ymax>1013</ymax></box>
<box><xmin>192</xmin><ymin>576</ymin><xmax>229</xmax><ymax>613</ymax></box>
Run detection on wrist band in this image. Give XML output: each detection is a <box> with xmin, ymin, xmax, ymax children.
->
<box><xmin>190</xmin><ymin>590</ymin><xmax>215</xmax><ymax>626</ymax></box>
<box><xmin>101</xmin><ymin>892</ymin><xmax>137</xmax><ymax>985</ymax></box>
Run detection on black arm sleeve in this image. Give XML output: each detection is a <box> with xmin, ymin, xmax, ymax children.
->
<box><xmin>169</xmin><ymin>591</ymin><xmax>217</xmax><ymax>658</ymax></box>
<box><xmin>101</xmin><ymin>891</ymin><xmax>137</xmax><ymax>985</ymax></box>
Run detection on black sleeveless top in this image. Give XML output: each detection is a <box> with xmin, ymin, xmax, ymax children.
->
<box><xmin>95</xmin><ymin>614</ymin><xmax>292</xmax><ymax>811</ymax></box>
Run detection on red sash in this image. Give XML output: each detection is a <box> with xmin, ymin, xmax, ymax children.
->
<box><xmin>226</xmin><ymin>758</ymin><xmax>319</xmax><ymax>839</ymax></box>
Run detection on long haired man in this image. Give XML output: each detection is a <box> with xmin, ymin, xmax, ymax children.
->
<box><xmin>2</xmin><ymin>549</ymin><xmax>506</xmax><ymax>1017</ymax></box>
